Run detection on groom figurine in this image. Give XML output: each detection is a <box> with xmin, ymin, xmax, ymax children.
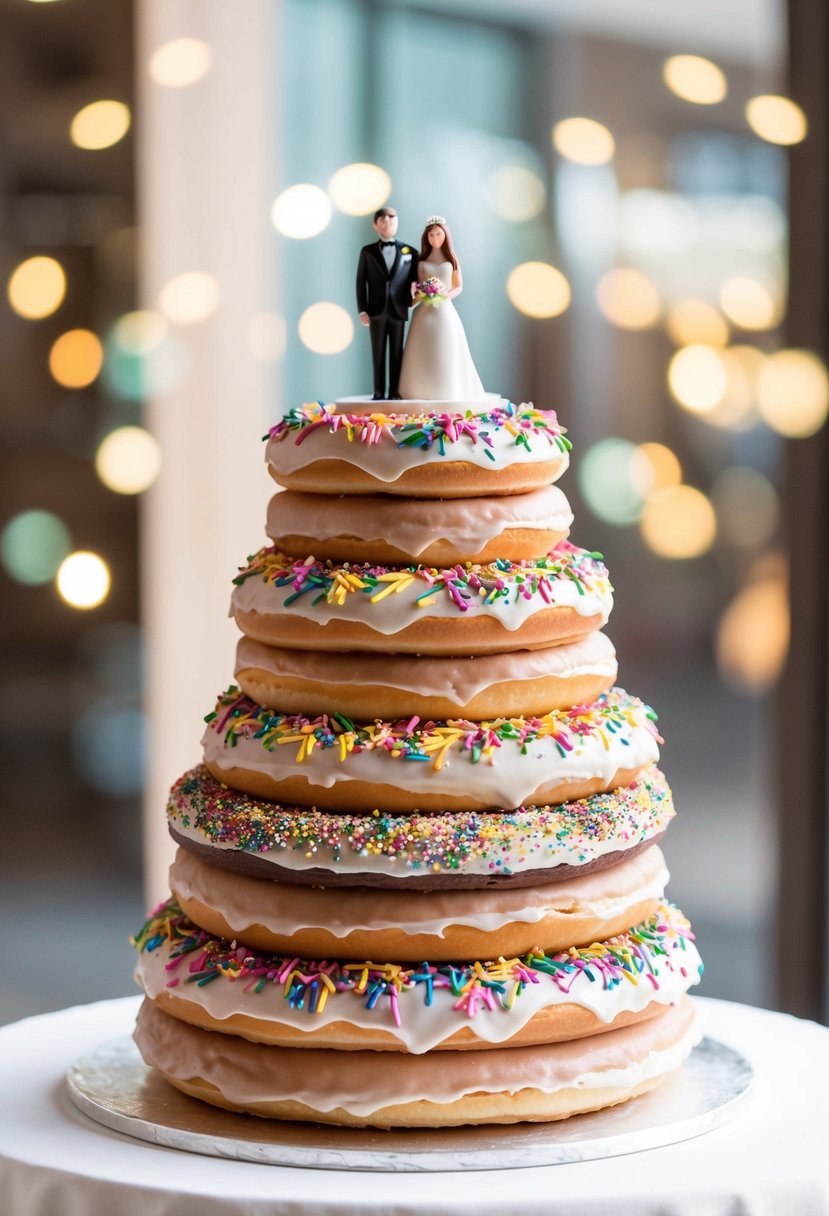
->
<box><xmin>356</xmin><ymin>207</ymin><xmax>418</xmax><ymax>400</ymax></box>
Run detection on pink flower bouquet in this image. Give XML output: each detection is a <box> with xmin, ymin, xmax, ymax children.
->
<box><xmin>413</xmin><ymin>276</ymin><xmax>447</xmax><ymax>307</ymax></box>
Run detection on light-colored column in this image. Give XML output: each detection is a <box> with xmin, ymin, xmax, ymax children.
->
<box><xmin>137</xmin><ymin>0</ymin><xmax>280</xmax><ymax>903</ymax></box>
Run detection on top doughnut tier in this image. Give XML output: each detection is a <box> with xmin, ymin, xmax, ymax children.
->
<box><xmin>265</xmin><ymin>401</ymin><xmax>571</xmax><ymax>498</ymax></box>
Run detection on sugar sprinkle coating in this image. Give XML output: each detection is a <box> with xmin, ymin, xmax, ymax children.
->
<box><xmin>168</xmin><ymin>765</ymin><xmax>674</xmax><ymax>876</ymax></box>
<box><xmin>133</xmin><ymin>901</ymin><xmax>701</xmax><ymax>1025</ymax></box>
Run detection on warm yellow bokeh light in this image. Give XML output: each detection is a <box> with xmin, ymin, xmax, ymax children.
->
<box><xmin>297</xmin><ymin>302</ymin><xmax>354</xmax><ymax>355</ymax></box>
<box><xmin>595</xmin><ymin>268</ymin><xmax>661</xmax><ymax>330</ymax></box>
<box><xmin>70</xmin><ymin>100</ymin><xmax>131</xmax><ymax>151</ymax></box>
<box><xmin>668</xmin><ymin>345</ymin><xmax>727</xmax><ymax>415</ymax></box>
<box><xmin>271</xmin><ymin>184</ymin><xmax>332</xmax><ymax>239</ymax></box>
<box><xmin>552</xmin><ymin>117</ymin><xmax>615</xmax><ymax>166</ymax></box>
<box><xmin>506</xmin><ymin>261</ymin><xmax>571</xmax><ymax>319</ymax></box>
<box><xmin>7</xmin><ymin>256</ymin><xmax>66</xmax><ymax>320</ymax></box>
<box><xmin>485</xmin><ymin>166</ymin><xmax>546</xmax><ymax>222</ymax></box>
<box><xmin>148</xmin><ymin>38</ymin><xmax>213</xmax><ymax>88</ymax></box>
<box><xmin>640</xmin><ymin>485</ymin><xmax>717</xmax><ymax>559</ymax></box>
<box><xmin>248</xmin><ymin>312</ymin><xmax>286</xmax><ymax>362</ymax></box>
<box><xmin>665</xmin><ymin>299</ymin><xmax>729</xmax><ymax>348</ymax></box>
<box><xmin>719</xmin><ymin>277</ymin><xmax>779</xmax><ymax>331</ymax></box>
<box><xmin>630</xmin><ymin>443</ymin><xmax>682</xmax><ymax>495</ymax></box>
<box><xmin>56</xmin><ymin>551</ymin><xmax>111</xmax><ymax>609</ymax></box>
<box><xmin>699</xmin><ymin>347</ymin><xmax>761</xmax><ymax>430</ymax></box>
<box><xmin>756</xmin><ymin>348</ymin><xmax>829</xmax><ymax>437</ymax></box>
<box><xmin>716</xmin><ymin>563</ymin><xmax>789</xmax><ymax>692</ymax></box>
<box><xmin>95</xmin><ymin>427</ymin><xmax>162</xmax><ymax>494</ymax></box>
<box><xmin>746</xmin><ymin>95</ymin><xmax>808</xmax><ymax>146</ymax></box>
<box><xmin>328</xmin><ymin>163</ymin><xmax>391</xmax><ymax>216</ymax></box>
<box><xmin>662</xmin><ymin>55</ymin><xmax>727</xmax><ymax>105</ymax></box>
<box><xmin>158</xmin><ymin>272</ymin><xmax>220</xmax><ymax>325</ymax></box>
<box><xmin>113</xmin><ymin>310</ymin><xmax>169</xmax><ymax>354</ymax></box>
<box><xmin>48</xmin><ymin>329</ymin><xmax>103</xmax><ymax>389</ymax></box>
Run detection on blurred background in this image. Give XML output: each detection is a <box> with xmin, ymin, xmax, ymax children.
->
<box><xmin>1</xmin><ymin>0</ymin><xmax>826</xmax><ymax>1025</ymax></box>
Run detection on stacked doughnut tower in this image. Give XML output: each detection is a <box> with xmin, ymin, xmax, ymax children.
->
<box><xmin>132</xmin><ymin>395</ymin><xmax>703</xmax><ymax>1128</ymax></box>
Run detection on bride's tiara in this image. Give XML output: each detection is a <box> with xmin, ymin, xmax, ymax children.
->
<box><xmin>425</xmin><ymin>214</ymin><xmax>447</xmax><ymax>227</ymax></box>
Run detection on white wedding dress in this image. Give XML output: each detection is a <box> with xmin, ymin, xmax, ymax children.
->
<box><xmin>399</xmin><ymin>259</ymin><xmax>484</xmax><ymax>401</ymax></box>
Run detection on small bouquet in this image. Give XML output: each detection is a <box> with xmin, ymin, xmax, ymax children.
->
<box><xmin>413</xmin><ymin>276</ymin><xmax>447</xmax><ymax>307</ymax></box>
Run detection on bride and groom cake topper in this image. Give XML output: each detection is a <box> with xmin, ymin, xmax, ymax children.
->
<box><xmin>355</xmin><ymin>206</ymin><xmax>485</xmax><ymax>402</ymax></box>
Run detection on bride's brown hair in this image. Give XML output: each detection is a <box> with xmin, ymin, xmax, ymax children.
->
<box><xmin>420</xmin><ymin>221</ymin><xmax>458</xmax><ymax>270</ymax></box>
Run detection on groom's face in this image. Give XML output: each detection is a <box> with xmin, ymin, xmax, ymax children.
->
<box><xmin>374</xmin><ymin>212</ymin><xmax>398</xmax><ymax>240</ymax></box>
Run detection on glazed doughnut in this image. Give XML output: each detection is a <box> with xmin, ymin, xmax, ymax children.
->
<box><xmin>133</xmin><ymin>996</ymin><xmax>700</xmax><ymax>1126</ymax></box>
<box><xmin>133</xmin><ymin>899</ymin><xmax>702</xmax><ymax>1053</ymax></box>
<box><xmin>266</xmin><ymin>485</ymin><xmax>572</xmax><ymax>566</ymax></box>
<box><xmin>265</xmin><ymin>401</ymin><xmax>571</xmax><ymax>499</ymax></box>
<box><xmin>202</xmin><ymin>686</ymin><xmax>661</xmax><ymax>814</ymax></box>
<box><xmin>167</xmin><ymin>842</ymin><xmax>669</xmax><ymax>961</ymax></box>
<box><xmin>231</xmin><ymin>541</ymin><xmax>613</xmax><ymax>656</ymax></box>
<box><xmin>167</xmin><ymin>764</ymin><xmax>675</xmax><ymax>890</ymax></box>
<box><xmin>234</xmin><ymin>631</ymin><xmax>618</xmax><ymax>721</ymax></box>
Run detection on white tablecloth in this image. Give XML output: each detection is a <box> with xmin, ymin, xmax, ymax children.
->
<box><xmin>1</xmin><ymin>994</ymin><xmax>827</xmax><ymax>1216</ymax></box>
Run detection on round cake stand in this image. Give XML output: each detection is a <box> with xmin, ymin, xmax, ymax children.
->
<box><xmin>66</xmin><ymin>1035</ymin><xmax>753</xmax><ymax>1173</ymax></box>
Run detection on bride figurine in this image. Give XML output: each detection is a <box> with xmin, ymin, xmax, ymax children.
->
<box><xmin>398</xmin><ymin>216</ymin><xmax>485</xmax><ymax>401</ymax></box>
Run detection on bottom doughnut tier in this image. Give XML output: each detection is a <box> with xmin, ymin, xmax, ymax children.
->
<box><xmin>133</xmin><ymin>996</ymin><xmax>701</xmax><ymax>1128</ymax></box>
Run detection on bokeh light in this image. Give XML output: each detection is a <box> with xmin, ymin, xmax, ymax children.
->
<box><xmin>70</xmin><ymin>100</ymin><xmax>131</xmax><ymax>150</ymax></box>
<box><xmin>158</xmin><ymin>271</ymin><xmax>220</xmax><ymax>324</ymax></box>
<box><xmin>1</xmin><ymin>510</ymin><xmax>71</xmax><ymax>585</ymax></box>
<box><xmin>578</xmin><ymin>438</ymin><xmax>644</xmax><ymax>525</ymax></box>
<box><xmin>148</xmin><ymin>38</ymin><xmax>213</xmax><ymax>88</ymax></box>
<box><xmin>112</xmin><ymin>310</ymin><xmax>169</xmax><ymax>355</ymax></box>
<box><xmin>719</xmin><ymin>277</ymin><xmax>779</xmax><ymax>330</ymax></box>
<box><xmin>716</xmin><ymin>559</ymin><xmax>789</xmax><ymax>692</ymax></box>
<box><xmin>745</xmin><ymin>95</ymin><xmax>808</xmax><ymax>146</ymax></box>
<box><xmin>248</xmin><ymin>312</ymin><xmax>286</xmax><ymax>361</ymax></box>
<box><xmin>271</xmin><ymin>184</ymin><xmax>332</xmax><ymax>239</ymax></box>
<box><xmin>630</xmin><ymin>443</ymin><xmax>682</xmax><ymax>495</ymax></box>
<box><xmin>665</xmin><ymin>299</ymin><xmax>729</xmax><ymax>348</ymax></box>
<box><xmin>328</xmin><ymin>163</ymin><xmax>391</xmax><ymax>216</ymax></box>
<box><xmin>701</xmin><ymin>346</ymin><xmax>762</xmax><ymax>430</ymax></box>
<box><xmin>662</xmin><ymin>55</ymin><xmax>727</xmax><ymax>105</ymax></box>
<box><xmin>95</xmin><ymin>427</ymin><xmax>162</xmax><ymax>494</ymax></box>
<box><xmin>56</xmin><ymin>551</ymin><xmax>111</xmax><ymax>609</ymax></box>
<box><xmin>506</xmin><ymin>261</ymin><xmax>571</xmax><ymax>318</ymax></box>
<box><xmin>595</xmin><ymin>268</ymin><xmax>661</xmax><ymax>330</ymax></box>
<box><xmin>48</xmin><ymin>329</ymin><xmax>103</xmax><ymax>388</ymax></box>
<box><xmin>756</xmin><ymin>348</ymin><xmax>829</xmax><ymax>437</ymax></box>
<box><xmin>297</xmin><ymin>303</ymin><xmax>354</xmax><ymax>355</ymax></box>
<box><xmin>73</xmin><ymin>699</ymin><xmax>145</xmax><ymax>796</ymax></box>
<box><xmin>712</xmin><ymin>467</ymin><xmax>779</xmax><ymax>549</ymax></box>
<box><xmin>7</xmin><ymin>256</ymin><xmax>66</xmax><ymax>319</ymax></box>
<box><xmin>552</xmin><ymin>117</ymin><xmax>615</xmax><ymax>165</ymax></box>
<box><xmin>668</xmin><ymin>345</ymin><xmax>727</xmax><ymax>415</ymax></box>
<box><xmin>639</xmin><ymin>485</ymin><xmax>717</xmax><ymax>559</ymax></box>
<box><xmin>485</xmin><ymin>166</ymin><xmax>546</xmax><ymax>222</ymax></box>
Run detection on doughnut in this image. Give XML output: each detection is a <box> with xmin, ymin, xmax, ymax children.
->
<box><xmin>166</xmin><ymin>842</ymin><xmax>669</xmax><ymax>961</ymax></box>
<box><xmin>234</xmin><ymin>631</ymin><xmax>618</xmax><ymax>721</ymax></box>
<box><xmin>166</xmin><ymin>764</ymin><xmax>675</xmax><ymax>890</ymax></box>
<box><xmin>202</xmin><ymin>686</ymin><xmax>661</xmax><ymax>814</ymax></box>
<box><xmin>266</xmin><ymin>485</ymin><xmax>572</xmax><ymax>566</ymax></box>
<box><xmin>133</xmin><ymin>995</ymin><xmax>701</xmax><ymax>1126</ymax></box>
<box><xmin>265</xmin><ymin>401</ymin><xmax>571</xmax><ymax>499</ymax></box>
<box><xmin>133</xmin><ymin>899</ymin><xmax>702</xmax><ymax>1053</ymax></box>
<box><xmin>231</xmin><ymin>541</ymin><xmax>613</xmax><ymax>656</ymax></box>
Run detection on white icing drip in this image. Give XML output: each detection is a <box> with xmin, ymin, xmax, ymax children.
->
<box><xmin>167</xmin><ymin>845</ymin><xmax>668</xmax><ymax>940</ymax></box>
<box><xmin>133</xmin><ymin>998</ymin><xmax>701</xmax><ymax>1111</ymax></box>
<box><xmin>134</xmin><ymin>923</ymin><xmax>701</xmax><ymax>1056</ymax></box>
<box><xmin>266</xmin><ymin>486</ymin><xmax>573</xmax><ymax>558</ymax></box>
<box><xmin>232</xmin><ymin>561</ymin><xmax>613</xmax><ymax>635</ymax></box>
<box><xmin>234</xmin><ymin>632</ymin><xmax>618</xmax><ymax>705</ymax></box>
<box><xmin>266</xmin><ymin>420</ymin><xmax>570</xmax><ymax>484</ymax></box>
<box><xmin>201</xmin><ymin>703</ymin><xmax>660</xmax><ymax>809</ymax></box>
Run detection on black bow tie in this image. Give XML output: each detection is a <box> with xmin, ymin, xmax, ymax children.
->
<box><xmin>379</xmin><ymin>240</ymin><xmax>395</xmax><ymax>247</ymax></box>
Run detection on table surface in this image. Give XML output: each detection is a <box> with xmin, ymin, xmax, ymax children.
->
<box><xmin>1</xmin><ymin>994</ymin><xmax>828</xmax><ymax>1216</ymax></box>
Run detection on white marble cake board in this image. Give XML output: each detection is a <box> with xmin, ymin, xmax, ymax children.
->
<box><xmin>66</xmin><ymin>1035</ymin><xmax>753</xmax><ymax>1173</ymax></box>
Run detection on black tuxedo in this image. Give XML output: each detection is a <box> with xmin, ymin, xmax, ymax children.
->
<box><xmin>356</xmin><ymin>238</ymin><xmax>418</xmax><ymax>398</ymax></box>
